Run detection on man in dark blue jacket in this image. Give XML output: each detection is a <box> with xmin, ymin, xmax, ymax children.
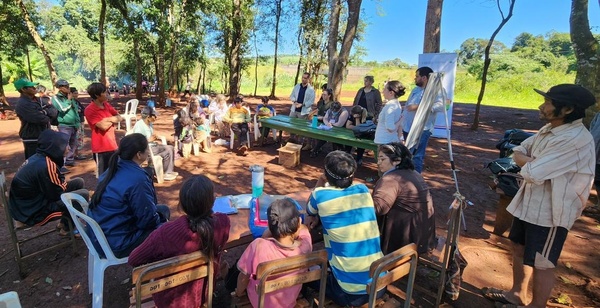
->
<box><xmin>9</xmin><ymin>130</ymin><xmax>89</xmax><ymax>235</ymax></box>
<box><xmin>13</xmin><ymin>78</ymin><xmax>58</xmax><ymax>160</ymax></box>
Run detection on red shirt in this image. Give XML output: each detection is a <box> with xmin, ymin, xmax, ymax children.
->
<box><xmin>84</xmin><ymin>102</ymin><xmax>118</xmax><ymax>153</ymax></box>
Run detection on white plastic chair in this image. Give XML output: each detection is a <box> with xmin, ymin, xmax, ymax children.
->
<box><xmin>253</xmin><ymin>111</ymin><xmax>278</xmax><ymax>142</ymax></box>
<box><xmin>229</xmin><ymin>126</ymin><xmax>251</xmax><ymax>150</ymax></box>
<box><xmin>60</xmin><ymin>193</ymin><xmax>129</xmax><ymax>308</ymax></box>
<box><xmin>118</xmin><ymin>99</ymin><xmax>139</xmax><ymax>131</ymax></box>
<box><xmin>229</xmin><ymin>106</ymin><xmax>252</xmax><ymax>150</ymax></box>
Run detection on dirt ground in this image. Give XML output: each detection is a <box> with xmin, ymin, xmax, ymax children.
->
<box><xmin>0</xmin><ymin>91</ymin><xmax>599</xmax><ymax>308</ymax></box>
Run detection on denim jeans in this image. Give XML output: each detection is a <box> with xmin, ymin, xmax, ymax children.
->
<box><xmin>403</xmin><ymin>129</ymin><xmax>432</xmax><ymax>173</ymax></box>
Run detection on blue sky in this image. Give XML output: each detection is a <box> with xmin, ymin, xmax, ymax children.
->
<box><xmin>355</xmin><ymin>0</ymin><xmax>600</xmax><ymax>64</ymax></box>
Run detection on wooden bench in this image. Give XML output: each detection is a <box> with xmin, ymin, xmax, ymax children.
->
<box><xmin>130</xmin><ymin>251</ymin><xmax>213</xmax><ymax>308</ymax></box>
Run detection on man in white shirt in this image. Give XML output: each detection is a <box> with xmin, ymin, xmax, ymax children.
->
<box><xmin>132</xmin><ymin>107</ymin><xmax>178</xmax><ymax>181</ymax></box>
<box><xmin>289</xmin><ymin>72</ymin><xmax>315</xmax><ymax>119</ymax></box>
<box><xmin>482</xmin><ymin>84</ymin><xmax>596</xmax><ymax>308</ymax></box>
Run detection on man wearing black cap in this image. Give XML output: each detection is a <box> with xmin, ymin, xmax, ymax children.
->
<box><xmin>482</xmin><ymin>84</ymin><xmax>596</xmax><ymax>308</ymax></box>
<box><xmin>13</xmin><ymin>78</ymin><xmax>58</xmax><ymax>159</ymax></box>
<box><xmin>52</xmin><ymin>79</ymin><xmax>81</xmax><ymax>169</ymax></box>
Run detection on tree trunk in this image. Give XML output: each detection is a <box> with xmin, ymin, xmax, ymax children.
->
<box><xmin>99</xmin><ymin>0</ymin><xmax>107</xmax><ymax>86</ymax></box>
<box><xmin>471</xmin><ymin>0</ymin><xmax>515</xmax><ymax>130</ymax></box>
<box><xmin>228</xmin><ymin>0</ymin><xmax>243</xmax><ymax>99</ymax></box>
<box><xmin>157</xmin><ymin>41</ymin><xmax>166</xmax><ymax>106</ymax></box>
<box><xmin>328</xmin><ymin>0</ymin><xmax>362</xmax><ymax>100</ymax></box>
<box><xmin>294</xmin><ymin>27</ymin><xmax>303</xmax><ymax>86</ymax></box>
<box><xmin>16</xmin><ymin>0</ymin><xmax>57</xmax><ymax>86</ymax></box>
<box><xmin>253</xmin><ymin>28</ymin><xmax>259</xmax><ymax>96</ymax></box>
<box><xmin>423</xmin><ymin>0</ymin><xmax>443</xmax><ymax>53</ymax></box>
<box><xmin>269</xmin><ymin>0</ymin><xmax>283</xmax><ymax>98</ymax></box>
<box><xmin>0</xmin><ymin>57</ymin><xmax>5</xmax><ymax>99</ymax></box>
<box><xmin>327</xmin><ymin>0</ymin><xmax>341</xmax><ymax>90</ymax></box>
<box><xmin>570</xmin><ymin>0</ymin><xmax>600</xmax><ymax>125</ymax></box>
<box><xmin>109</xmin><ymin>0</ymin><xmax>144</xmax><ymax>100</ymax></box>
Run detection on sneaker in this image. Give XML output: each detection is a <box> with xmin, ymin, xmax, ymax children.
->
<box><xmin>164</xmin><ymin>173</ymin><xmax>178</xmax><ymax>181</ymax></box>
<box><xmin>301</xmin><ymin>144</ymin><xmax>312</xmax><ymax>151</ymax></box>
<box><xmin>60</xmin><ymin>166</ymin><xmax>71</xmax><ymax>174</ymax></box>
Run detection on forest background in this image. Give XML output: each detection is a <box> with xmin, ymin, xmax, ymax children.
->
<box><xmin>0</xmin><ymin>0</ymin><xmax>597</xmax><ymax>111</ymax></box>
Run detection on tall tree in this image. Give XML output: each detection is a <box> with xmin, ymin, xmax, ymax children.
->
<box><xmin>570</xmin><ymin>0</ymin><xmax>600</xmax><ymax>124</ymax></box>
<box><xmin>423</xmin><ymin>0</ymin><xmax>443</xmax><ymax>53</ymax></box>
<box><xmin>269</xmin><ymin>0</ymin><xmax>283</xmax><ymax>98</ymax></box>
<box><xmin>108</xmin><ymin>0</ymin><xmax>144</xmax><ymax>100</ymax></box>
<box><xmin>16</xmin><ymin>0</ymin><xmax>58</xmax><ymax>87</ymax></box>
<box><xmin>327</xmin><ymin>0</ymin><xmax>362</xmax><ymax>99</ymax></box>
<box><xmin>99</xmin><ymin>0</ymin><xmax>107</xmax><ymax>86</ymax></box>
<box><xmin>471</xmin><ymin>0</ymin><xmax>515</xmax><ymax>130</ymax></box>
<box><xmin>0</xmin><ymin>0</ymin><xmax>33</xmax><ymax>97</ymax></box>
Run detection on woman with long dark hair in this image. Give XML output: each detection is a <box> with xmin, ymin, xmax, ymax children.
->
<box><xmin>88</xmin><ymin>133</ymin><xmax>170</xmax><ymax>258</ymax></box>
<box><xmin>372</xmin><ymin>142</ymin><xmax>437</xmax><ymax>254</ymax></box>
<box><xmin>129</xmin><ymin>175</ymin><xmax>230</xmax><ymax>308</ymax></box>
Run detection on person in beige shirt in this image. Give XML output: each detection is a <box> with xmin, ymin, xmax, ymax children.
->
<box><xmin>482</xmin><ymin>84</ymin><xmax>596</xmax><ymax>308</ymax></box>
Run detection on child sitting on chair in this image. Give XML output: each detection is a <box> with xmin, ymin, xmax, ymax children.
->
<box><xmin>128</xmin><ymin>175</ymin><xmax>230</xmax><ymax>308</ymax></box>
<box><xmin>179</xmin><ymin>117</ymin><xmax>194</xmax><ymax>158</ymax></box>
<box><xmin>233</xmin><ymin>199</ymin><xmax>312</xmax><ymax>308</ymax></box>
<box><xmin>193</xmin><ymin>113</ymin><xmax>211</xmax><ymax>153</ymax></box>
<box><xmin>256</xmin><ymin>96</ymin><xmax>275</xmax><ymax>142</ymax></box>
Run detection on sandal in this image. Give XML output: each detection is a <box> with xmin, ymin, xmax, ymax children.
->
<box><xmin>481</xmin><ymin>287</ymin><xmax>521</xmax><ymax>305</ymax></box>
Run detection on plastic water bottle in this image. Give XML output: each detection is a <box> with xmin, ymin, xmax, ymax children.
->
<box><xmin>311</xmin><ymin>115</ymin><xmax>318</xmax><ymax>128</ymax></box>
<box><xmin>250</xmin><ymin>165</ymin><xmax>264</xmax><ymax>197</ymax></box>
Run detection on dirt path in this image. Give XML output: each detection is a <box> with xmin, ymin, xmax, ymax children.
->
<box><xmin>0</xmin><ymin>93</ymin><xmax>598</xmax><ymax>307</ymax></box>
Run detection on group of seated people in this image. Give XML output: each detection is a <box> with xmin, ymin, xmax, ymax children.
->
<box><xmin>9</xmin><ymin>126</ymin><xmax>436</xmax><ymax>308</ymax></box>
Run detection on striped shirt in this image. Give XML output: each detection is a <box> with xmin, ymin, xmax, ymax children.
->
<box><xmin>507</xmin><ymin>119</ymin><xmax>595</xmax><ymax>229</ymax></box>
<box><xmin>308</xmin><ymin>183</ymin><xmax>384</xmax><ymax>294</ymax></box>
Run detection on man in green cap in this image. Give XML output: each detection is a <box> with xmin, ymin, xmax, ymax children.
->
<box><xmin>14</xmin><ymin>78</ymin><xmax>58</xmax><ymax>159</ymax></box>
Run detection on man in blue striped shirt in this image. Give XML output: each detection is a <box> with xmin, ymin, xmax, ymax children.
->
<box><xmin>306</xmin><ymin>151</ymin><xmax>386</xmax><ymax>307</ymax></box>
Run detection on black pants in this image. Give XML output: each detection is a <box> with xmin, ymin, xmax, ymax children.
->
<box><xmin>23</xmin><ymin>140</ymin><xmax>38</xmax><ymax>160</ymax></box>
<box><xmin>231</xmin><ymin>122</ymin><xmax>249</xmax><ymax>146</ymax></box>
<box><xmin>94</xmin><ymin>151</ymin><xmax>115</xmax><ymax>177</ymax></box>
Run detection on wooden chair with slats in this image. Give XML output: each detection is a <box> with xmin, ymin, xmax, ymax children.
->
<box><xmin>130</xmin><ymin>251</ymin><xmax>214</xmax><ymax>308</ymax></box>
<box><xmin>366</xmin><ymin>243</ymin><xmax>418</xmax><ymax>308</ymax></box>
<box><xmin>232</xmin><ymin>249</ymin><xmax>328</xmax><ymax>308</ymax></box>
<box><xmin>1</xmin><ymin>171</ymin><xmax>76</xmax><ymax>278</ymax></box>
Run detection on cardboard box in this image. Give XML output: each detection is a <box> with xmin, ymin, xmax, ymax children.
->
<box><xmin>278</xmin><ymin>142</ymin><xmax>302</xmax><ymax>168</ymax></box>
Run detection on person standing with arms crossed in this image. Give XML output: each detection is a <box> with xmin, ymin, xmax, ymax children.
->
<box><xmin>482</xmin><ymin>84</ymin><xmax>596</xmax><ymax>308</ymax></box>
<box><xmin>84</xmin><ymin>82</ymin><xmax>122</xmax><ymax>177</ymax></box>
<box><xmin>14</xmin><ymin>78</ymin><xmax>58</xmax><ymax>160</ymax></box>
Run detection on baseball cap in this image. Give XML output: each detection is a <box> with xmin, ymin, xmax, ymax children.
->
<box><xmin>267</xmin><ymin>198</ymin><xmax>300</xmax><ymax>225</ymax></box>
<box><xmin>13</xmin><ymin>78</ymin><xmax>39</xmax><ymax>91</ymax></box>
<box><xmin>55</xmin><ymin>79</ymin><xmax>70</xmax><ymax>87</ymax></box>
<box><xmin>141</xmin><ymin>106</ymin><xmax>158</xmax><ymax>117</ymax></box>
<box><xmin>534</xmin><ymin>84</ymin><xmax>596</xmax><ymax>109</ymax></box>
